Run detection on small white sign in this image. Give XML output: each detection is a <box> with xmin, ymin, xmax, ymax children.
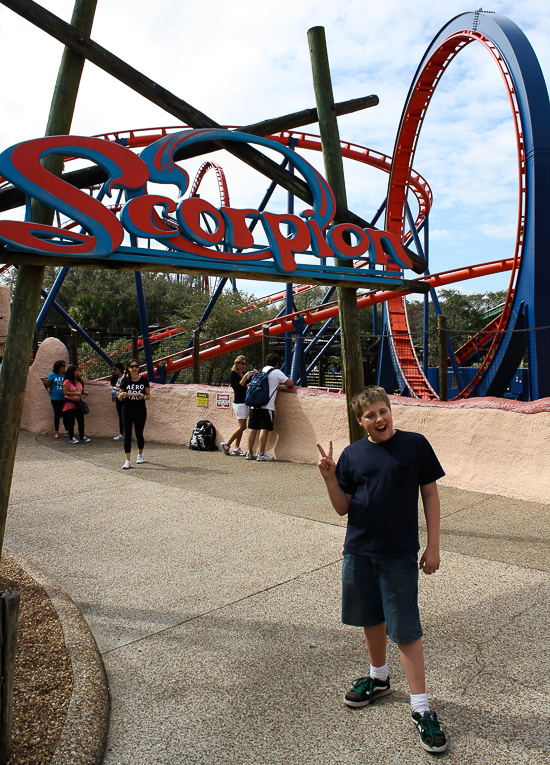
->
<box><xmin>216</xmin><ymin>393</ymin><xmax>231</xmax><ymax>409</ymax></box>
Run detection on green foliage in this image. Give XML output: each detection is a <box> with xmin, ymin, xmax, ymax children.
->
<box><xmin>405</xmin><ymin>289</ymin><xmax>509</xmax><ymax>366</ymax></box>
<box><xmin>406</xmin><ymin>289</ymin><xmax>508</xmax><ymax>336</ymax></box>
<box><xmin>169</xmin><ymin>287</ymin><xmax>272</xmax><ymax>385</ymax></box>
<box><xmin>293</xmin><ymin>286</ymin><xmax>330</xmax><ymax>312</ymax></box>
<box><xmin>41</xmin><ymin>267</ymin><xmax>199</xmax><ymax>332</ymax></box>
<box><xmin>80</xmin><ymin>336</ymin><xmax>134</xmax><ymax>380</ymax></box>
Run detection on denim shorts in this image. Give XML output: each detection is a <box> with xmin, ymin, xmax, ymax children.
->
<box><xmin>341</xmin><ymin>552</ymin><xmax>423</xmax><ymax>644</ymax></box>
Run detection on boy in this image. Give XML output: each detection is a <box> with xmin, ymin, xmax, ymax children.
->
<box><xmin>316</xmin><ymin>386</ymin><xmax>447</xmax><ymax>754</ymax></box>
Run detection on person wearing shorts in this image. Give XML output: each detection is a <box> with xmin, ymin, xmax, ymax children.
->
<box><xmin>246</xmin><ymin>352</ymin><xmax>293</xmax><ymax>462</ymax></box>
<box><xmin>220</xmin><ymin>355</ymin><xmax>257</xmax><ymax>456</ymax></box>
<box><xmin>317</xmin><ymin>386</ymin><xmax>448</xmax><ymax>754</ymax></box>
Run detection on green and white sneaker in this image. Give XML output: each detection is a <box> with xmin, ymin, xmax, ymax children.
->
<box><xmin>411</xmin><ymin>711</ymin><xmax>448</xmax><ymax>753</ymax></box>
<box><xmin>343</xmin><ymin>676</ymin><xmax>391</xmax><ymax>708</ymax></box>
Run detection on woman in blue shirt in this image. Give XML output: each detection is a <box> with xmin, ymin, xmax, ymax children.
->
<box><xmin>43</xmin><ymin>359</ymin><xmax>67</xmax><ymax>437</ymax></box>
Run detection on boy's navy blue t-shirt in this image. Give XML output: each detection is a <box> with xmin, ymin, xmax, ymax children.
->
<box><xmin>335</xmin><ymin>430</ymin><xmax>445</xmax><ymax>557</ymax></box>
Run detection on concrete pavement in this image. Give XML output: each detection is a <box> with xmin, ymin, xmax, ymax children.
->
<box><xmin>5</xmin><ymin>431</ymin><xmax>550</xmax><ymax>764</ymax></box>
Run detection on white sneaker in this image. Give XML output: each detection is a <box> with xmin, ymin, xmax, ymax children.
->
<box><xmin>80</xmin><ymin>436</ymin><xmax>91</xmax><ymax>443</ymax></box>
<box><xmin>114</xmin><ymin>434</ymin><xmax>124</xmax><ymax>441</ymax></box>
<box><xmin>221</xmin><ymin>442</ymin><xmax>230</xmax><ymax>455</ymax></box>
<box><xmin>122</xmin><ymin>459</ymin><xmax>131</xmax><ymax>470</ymax></box>
<box><xmin>69</xmin><ymin>437</ymin><xmax>79</xmax><ymax>444</ymax></box>
<box><xmin>245</xmin><ymin>452</ymin><xmax>256</xmax><ymax>460</ymax></box>
<box><xmin>136</xmin><ymin>454</ymin><xmax>145</xmax><ymax>464</ymax></box>
<box><xmin>256</xmin><ymin>453</ymin><xmax>274</xmax><ymax>462</ymax></box>
<box><xmin>232</xmin><ymin>448</ymin><xmax>245</xmax><ymax>456</ymax></box>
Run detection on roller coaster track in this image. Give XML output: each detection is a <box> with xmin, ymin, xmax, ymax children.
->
<box><xmin>383</xmin><ymin>12</ymin><xmax>547</xmax><ymax>398</ymax></box>
<box><xmin>454</xmin><ymin>313</ymin><xmax>509</xmax><ymax>366</ymax></box>
<box><xmin>189</xmin><ymin>161</ymin><xmax>230</xmax><ymax>207</ymax></box>
<box><xmin>81</xmin><ymin>127</ymin><xmax>433</xmax><ymax>237</ymax></box>
<box><xmin>151</xmin><ymin>258</ymin><xmax>514</xmax><ymax>374</ymax></box>
<box><xmin>84</xmin><ymin>16</ymin><xmax>550</xmax><ymax>399</ymax></box>
<box><xmin>84</xmin><ymin>121</ymin><xmax>520</xmax><ymax>396</ymax></box>
<box><xmin>3</xmin><ymin>12</ymin><xmax>545</xmax><ymax>400</ymax></box>
<box><xmin>188</xmin><ymin>160</ymin><xmax>230</xmax><ymax>293</ymax></box>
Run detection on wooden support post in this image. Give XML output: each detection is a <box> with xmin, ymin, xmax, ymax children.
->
<box><xmin>308</xmin><ymin>26</ymin><xmax>364</xmax><ymax>443</ymax></box>
<box><xmin>0</xmin><ymin>0</ymin><xmax>98</xmax><ymax>559</ymax></box>
<box><xmin>193</xmin><ymin>328</ymin><xmax>201</xmax><ymax>385</ymax></box>
<box><xmin>438</xmin><ymin>314</ymin><xmax>448</xmax><ymax>402</ymax></box>
<box><xmin>0</xmin><ymin>591</ymin><xmax>19</xmax><ymax>765</ymax></box>
<box><xmin>262</xmin><ymin>325</ymin><xmax>270</xmax><ymax>366</ymax></box>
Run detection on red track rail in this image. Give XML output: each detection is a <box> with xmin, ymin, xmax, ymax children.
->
<box><xmin>189</xmin><ymin>161</ymin><xmax>230</xmax><ymax>207</ymax></box>
<box><xmin>187</xmin><ymin>160</ymin><xmax>231</xmax><ymax>293</ymax></box>
<box><xmin>88</xmin><ymin>125</ymin><xmax>433</xmax><ymax>233</ymax></box>
<box><xmin>454</xmin><ymin>315</ymin><xmax>504</xmax><ymax>365</ymax></box>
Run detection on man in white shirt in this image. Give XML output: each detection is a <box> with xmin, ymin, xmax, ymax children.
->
<box><xmin>246</xmin><ymin>352</ymin><xmax>294</xmax><ymax>462</ymax></box>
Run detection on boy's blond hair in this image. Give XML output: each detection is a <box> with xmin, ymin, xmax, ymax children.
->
<box><xmin>351</xmin><ymin>386</ymin><xmax>391</xmax><ymax>418</ymax></box>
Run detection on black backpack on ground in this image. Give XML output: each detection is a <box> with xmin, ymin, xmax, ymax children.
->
<box><xmin>189</xmin><ymin>420</ymin><xmax>218</xmax><ymax>451</ymax></box>
<box><xmin>244</xmin><ymin>368</ymin><xmax>275</xmax><ymax>408</ymax></box>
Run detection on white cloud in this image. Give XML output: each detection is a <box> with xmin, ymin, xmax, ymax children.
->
<box><xmin>478</xmin><ymin>222</ymin><xmax>519</xmax><ymax>240</ymax></box>
<box><xmin>429</xmin><ymin>229</ymin><xmax>451</xmax><ymax>241</ymax></box>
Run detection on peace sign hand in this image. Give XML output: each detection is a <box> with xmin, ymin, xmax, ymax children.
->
<box><xmin>316</xmin><ymin>441</ymin><xmax>336</xmax><ymax>479</ymax></box>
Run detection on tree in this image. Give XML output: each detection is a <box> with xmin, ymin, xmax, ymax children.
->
<box><xmin>39</xmin><ymin>267</ymin><xmax>198</xmax><ymax>332</ymax></box>
<box><xmin>169</xmin><ymin>287</ymin><xmax>272</xmax><ymax>385</ymax></box>
<box><xmin>406</xmin><ymin>289</ymin><xmax>508</xmax><ymax>365</ymax></box>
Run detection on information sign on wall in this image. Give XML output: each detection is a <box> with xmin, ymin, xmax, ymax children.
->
<box><xmin>216</xmin><ymin>393</ymin><xmax>231</xmax><ymax>409</ymax></box>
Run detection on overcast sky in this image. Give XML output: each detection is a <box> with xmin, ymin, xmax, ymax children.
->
<box><xmin>1</xmin><ymin>0</ymin><xmax>549</xmax><ymax>300</ymax></box>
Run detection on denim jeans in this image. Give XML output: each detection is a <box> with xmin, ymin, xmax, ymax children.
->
<box><xmin>342</xmin><ymin>552</ymin><xmax>423</xmax><ymax>644</ymax></box>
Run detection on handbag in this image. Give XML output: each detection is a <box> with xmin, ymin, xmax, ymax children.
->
<box><xmin>81</xmin><ymin>400</ymin><xmax>90</xmax><ymax>415</ymax></box>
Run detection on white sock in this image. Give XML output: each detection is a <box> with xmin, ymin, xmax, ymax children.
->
<box><xmin>410</xmin><ymin>692</ymin><xmax>430</xmax><ymax>715</ymax></box>
<box><xmin>369</xmin><ymin>663</ymin><xmax>388</xmax><ymax>682</ymax></box>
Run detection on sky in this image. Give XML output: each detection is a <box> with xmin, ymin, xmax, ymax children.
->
<box><xmin>0</xmin><ymin>0</ymin><xmax>549</xmax><ymax>302</ymax></box>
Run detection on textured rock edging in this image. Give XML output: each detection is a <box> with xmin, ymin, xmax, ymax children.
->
<box><xmin>388</xmin><ymin>393</ymin><xmax>550</xmax><ymax>414</ymax></box>
<box><xmin>5</xmin><ymin>550</ymin><xmax>109</xmax><ymax>765</ymax></box>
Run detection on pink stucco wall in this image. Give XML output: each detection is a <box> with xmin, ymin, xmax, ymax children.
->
<box><xmin>22</xmin><ymin>337</ymin><xmax>550</xmax><ymax>503</ymax></box>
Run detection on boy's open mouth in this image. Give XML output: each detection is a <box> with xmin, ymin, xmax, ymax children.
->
<box><xmin>376</xmin><ymin>424</ymin><xmax>387</xmax><ymax>432</ymax></box>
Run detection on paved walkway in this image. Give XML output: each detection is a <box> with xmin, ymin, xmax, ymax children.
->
<box><xmin>6</xmin><ymin>431</ymin><xmax>550</xmax><ymax>764</ymax></box>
